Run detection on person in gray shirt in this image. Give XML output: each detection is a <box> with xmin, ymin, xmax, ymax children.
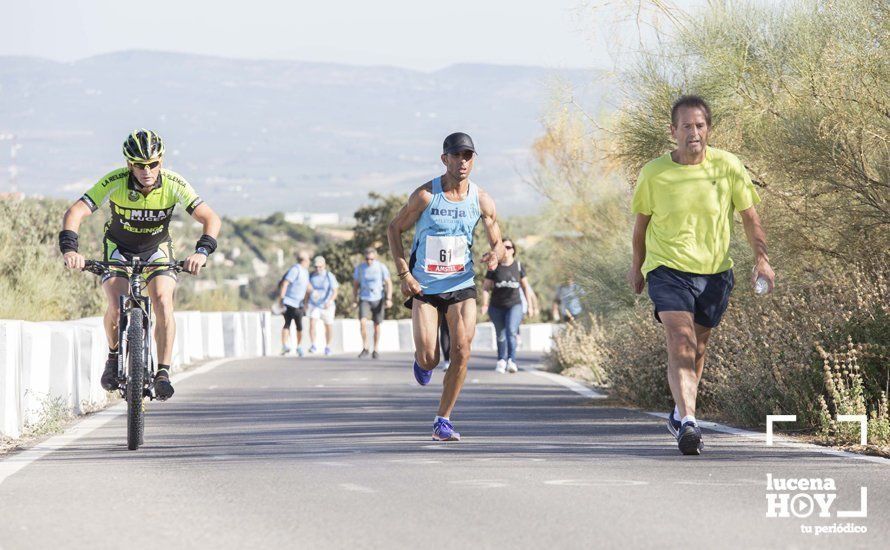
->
<box><xmin>552</xmin><ymin>276</ymin><xmax>584</xmax><ymax>322</ymax></box>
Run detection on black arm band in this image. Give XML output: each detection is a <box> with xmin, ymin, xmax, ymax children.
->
<box><xmin>59</xmin><ymin>230</ymin><xmax>79</xmax><ymax>254</ymax></box>
<box><xmin>195</xmin><ymin>234</ymin><xmax>218</xmax><ymax>255</ymax></box>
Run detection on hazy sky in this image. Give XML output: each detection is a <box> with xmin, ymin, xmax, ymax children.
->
<box><xmin>0</xmin><ymin>0</ymin><xmax>703</xmax><ymax>70</ymax></box>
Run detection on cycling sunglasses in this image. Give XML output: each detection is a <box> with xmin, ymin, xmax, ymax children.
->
<box><xmin>131</xmin><ymin>160</ymin><xmax>161</xmax><ymax>170</ymax></box>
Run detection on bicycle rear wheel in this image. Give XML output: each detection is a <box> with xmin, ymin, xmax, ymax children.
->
<box><xmin>126</xmin><ymin>310</ymin><xmax>145</xmax><ymax>450</ymax></box>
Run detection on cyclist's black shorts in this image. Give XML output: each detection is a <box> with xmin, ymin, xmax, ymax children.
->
<box><xmin>102</xmin><ymin>235</ymin><xmax>177</xmax><ymax>284</ymax></box>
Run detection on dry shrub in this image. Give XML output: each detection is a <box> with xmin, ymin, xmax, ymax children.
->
<box><xmin>545</xmin><ymin>316</ymin><xmax>610</xmax><ymax>385</ymax></box>
<box><xmin>0</xmin><ymin>197</ymin><xmax>105</xmax><ymax>321</ymax></box>
<box><xmin>817</xmin><ymin>339</ymin><xmax>890</xmax><ymax>449</ymax></box>
<box><xmin>599</xmin><ymin>306</ymin><xmax>671</xmax><ymax>410</ymax></box>
<box><xmin>551</xmin><ymin>256</ymin><xmax>889</xmax><ymax>445</ymax></box>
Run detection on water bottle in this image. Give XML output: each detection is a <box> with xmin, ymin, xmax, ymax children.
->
<box><xmin>754</xmin><ymin>275</ymin><xmax>769</xmax><ymax>295</ymax></box>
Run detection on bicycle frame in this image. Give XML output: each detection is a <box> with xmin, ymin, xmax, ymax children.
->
<box><xmin>85</xmin><ymin>258</ymin><xmax>184</xmax><ymax>399</ymax></box>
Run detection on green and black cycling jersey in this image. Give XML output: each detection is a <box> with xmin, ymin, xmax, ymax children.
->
<box><xmin>80</xmin><ymin>168</ymin><xmax>203</xmax><ymax>253</ymax></box>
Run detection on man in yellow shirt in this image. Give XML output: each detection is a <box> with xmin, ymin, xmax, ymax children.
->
<box><xmin>627</xmin><ymin>95</ymin><xmax>775</xmax><ymax>455</ymax></box>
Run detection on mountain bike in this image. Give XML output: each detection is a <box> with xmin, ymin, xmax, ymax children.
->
<box><xmin>83</xmin><ymin>258</ymin><xmax>186</xmax><ymax>450</ymax></box>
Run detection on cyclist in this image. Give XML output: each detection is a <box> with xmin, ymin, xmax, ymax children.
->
<box><xmin>60</xmin><ymin>129</ymin><xmax>221</xmax><ymax>400</ymax></box>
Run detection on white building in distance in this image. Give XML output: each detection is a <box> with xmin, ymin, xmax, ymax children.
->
<box><xmin>284</xmin><ymin>212</ymin><xmax>340</xmax><ymax>227</ymax></box>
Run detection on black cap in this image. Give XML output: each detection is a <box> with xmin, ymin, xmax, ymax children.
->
<box><xmin>443</xmin><ymin>132</ymin><xmax>476</xmax><ymax>155</ymax></box>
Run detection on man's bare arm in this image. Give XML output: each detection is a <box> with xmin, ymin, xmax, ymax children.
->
<box><xmin>61</xmin><ymin>200</ymin><xmax>93</xmax><ymax>270</ymax></box>
<box><xmin>478</xmin><ymin>189</ymin><xmax>505</xmax><ymax>269</ymax></box>
<box><xmin>738</xmin><ymin>206</ymin><xmax>768</xmax><ymax>262</ymax></box>
<box><xmin>184</xmin><ymin>203</ymin><xmax>222</xmax><ymax>275</ymax></box>
<box><xmin>191</xmin><ymin>203</ymin><xmax>221</xmax><ymax>239</ymax></box>
<box><xmin>627</xmin><ymin>213</ymin><xmax>651</xmax><ymax>294</ymax></box>
<box><xmin>387</xmin><ymin>184</ymin><xmax>432</xmax><ymax>288</ymax></box>
<box><xmin>739</xmin><ymin>206</ymin><xmax>775</xmax><ymax>290</ymax></box>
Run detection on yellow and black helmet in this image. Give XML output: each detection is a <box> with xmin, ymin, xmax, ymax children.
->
<box><xmin>122</xmin><ymin>129</ymin><xmax>165</xmax><ymax>163</ymax></box>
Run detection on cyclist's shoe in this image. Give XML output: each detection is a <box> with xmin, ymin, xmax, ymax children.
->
<box><xmin>371</xmin><ymin>351</ymin><xmax>379</xmax><ymax>360</ymax></box>
<box><xmin>154</xmin><ymin>369</ymin><xmax>175</xmax><ymax>401</ymax></box>
<box><xmin>432</xmin><ymin>418</ymin><xmax>460</xmax><ymax>441</ymax></box>
<box><xmin>506</xmin><ymin>359</ymin><xmax>518</xmax><ymax>373</ymax></box>
<box><xmin>358</xmin><ymin>349</ymin><xmax>369</xmax><ymax>358</ymax></box>
<box><xmin>296</xmin><ymin>347</ymin><xmax>305</xmax><ymax>357</ymax></box>
<box><xmin>324</xmin><ymin>347</ymin><xmax>332</xmax><ymax>356</ymax></box>
<box><xmin>677</xmin><ymin>421</ymin><xmax>703</xmax><ymax>455</ymax></box>
<box><xmin>100</xmin><ymin>355</ymin><xmax>120</xmax><ymax>391</ymax></box>
<box><xmin>414</xmin><ymin>360</ymin><xmax>432</xmax><ymax>386</ymax></box>
<box><xmin>495</xmin><ymin>359</ymin><xmax>507</xmax><ymax>374</ymax></box>
<box><xmin>666</xmin><ymin>411</ymin><xmax>682</xmax><ymax>438</ymax></box>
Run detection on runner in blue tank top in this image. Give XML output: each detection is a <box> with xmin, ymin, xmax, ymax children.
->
<box><xmin>387</xmin><ymin>132</ymin><xmax>505</xmax><ymax>442</ymax></box>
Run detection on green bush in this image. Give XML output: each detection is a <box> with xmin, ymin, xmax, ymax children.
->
<box><xmin>0</xmin><ymin>197</ymin><xmax>104</xmax><ymax>321</ymax></box>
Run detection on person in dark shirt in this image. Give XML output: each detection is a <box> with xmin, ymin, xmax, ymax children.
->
<box><xmin>481</xmin><ymin>238</ymin><xmax>539</xmax><ymax>373</ymax></box>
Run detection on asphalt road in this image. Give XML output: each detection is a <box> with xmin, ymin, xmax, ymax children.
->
<box><xmin>0</xmin><ymin>353</ymin><xmax>887</xmax><ymax>549</ymax></box>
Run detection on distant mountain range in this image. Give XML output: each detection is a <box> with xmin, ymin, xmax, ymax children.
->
<box><xmin>0</xmin><ymin>51</ymin><xmax>604</xmax><ymax>217</ymax></box>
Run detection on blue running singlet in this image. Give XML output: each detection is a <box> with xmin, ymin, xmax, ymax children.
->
<box><xmin>409</xmin><ymin>177</ymin><xmax>482</xmax><ymax>295</ymax></box>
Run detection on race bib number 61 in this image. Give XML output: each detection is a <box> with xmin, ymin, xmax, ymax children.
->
<box><xmin>425</xmin><ymin>235</ymin><xmax>467</xmax><ymax>274</ymax></box>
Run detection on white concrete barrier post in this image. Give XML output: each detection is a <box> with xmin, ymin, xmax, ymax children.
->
<box><xmin>241</xmin><ymin>312</ymin><xmax>263</xmax><ymax>357</ymax></box>
<box><xmin>48</xmin><ymin>324</ymin><xmax>77</xmax><ymax>412</ymax></box>
<box><xmin>398</xmin><ymin>319</ymin><xmax>414</xmax><ymax>353</ymax></box>
<box><xmin>221</xmin><ymin>312</ymin><xmax>244</xmax><ymax>357</ymax></box>
<box><xmin>472</xmin><ymin>322</ymin><xmax>497</xmax><ymax>352</ymax></box>
<box><xmin>173</xmin><ymin>312</ymin><xmax>191</xmax><ymax>368</ymax></box>
<box><xmin>260</xmin><ymin>312</ymin><xmax>273</xmax><ymax>356</ymax></box>
<box><xmin>202</xmin><ymin>312</ymin><xmax>225</xmax><ymax>358</ymax></box>
<box><xmin>0</xmin><ymin>320</ymin><xmax>23</xmax><ymax>438</ymax></box>
<box><xmin>377</xmin><ymin>320</ymin><xmax>401</xmax><ymax>352</ymax></box>
<box><xmin>72</xmin><ymin>321</ymin><xmax>108</xmax><ymax>414</ymax></box>
<box><xmin>19</xmin><ymin>322</ymin><xmax>52</xmax><ymax>428</ymax></box>
<box><xmin>333</xmin><ymin>319</ymin><xmax>363</xmax><ymax>354</ymax></box>
<box><xmin>520</xmin><ymin>323</ymin><xmax>555</xmax><ymax>353</ymax></box>
<box><xmin>185</xmin><ymin>312</ymin><xmax>205</xmax><ymax>361</ymax></box>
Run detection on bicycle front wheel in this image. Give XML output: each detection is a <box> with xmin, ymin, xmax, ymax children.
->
<box><xmin>126</xmin><ymin>310</ymin><xmax>145</xmax><ymax>450</ymax></box>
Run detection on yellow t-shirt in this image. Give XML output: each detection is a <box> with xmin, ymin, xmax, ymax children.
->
<box><xmin>631</xmin><ymin>147</ymin><xmax>760</xmax><ymax>277</ymax></box>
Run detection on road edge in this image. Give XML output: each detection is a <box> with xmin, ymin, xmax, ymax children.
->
<box><xmin>0</xmin><ymin>357</ymin><xmax>237</xmax><ymax>486</ymax></box>
<box><xmin>522</xmin><ymin>363</ymin><xmax>889</xmax><ymax>466</ymax></box>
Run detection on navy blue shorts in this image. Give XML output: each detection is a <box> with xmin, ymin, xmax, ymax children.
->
<box><xmin>646</xmin><ymin>266</ymin><xmax>734</xmax><ymax>328</ymax></box>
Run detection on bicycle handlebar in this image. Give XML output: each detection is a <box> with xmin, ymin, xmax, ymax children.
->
<box><xmin>82</xmin><ymin>259</ymin><xmax>189</xmax><ymax>276</ymax></box>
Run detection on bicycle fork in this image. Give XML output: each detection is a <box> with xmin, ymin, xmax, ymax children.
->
<box><xmin>117</xmin><ymin>295</ymin><xmax>154</xmax><ymax>398</ymax></box>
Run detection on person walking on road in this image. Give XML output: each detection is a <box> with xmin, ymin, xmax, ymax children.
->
<box><xmin>307</xmin><ymin>255</ymin><xmax>339</xmax><ymax>356</ymax></box>
<box><xmin>552</xmin><ymin>276</ymin><xmax>583</xmax><ymax>322</ymax></box>
<box><xmin>354</xmin><ymin>247</ymin><xmax>393</xmax><ymax>359</ymax></box>
<box><xmin>278</xmin><ymin>251</ymin><xmax>311</xmax><ymax>356</ymax></box>
<box><xmin>481</xmin><ymin>238</ymin><xmax>538</xmax><ymax>373</ymax></box>
<box><xmin>627</xmin><ymin>95</ymin><xmax>775</xmax><ymax>456</ymax></box>
<box><xmin>387</xmin><ymin>132</ymin><xmax>504</xmax><ymax>442</ymax></box>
